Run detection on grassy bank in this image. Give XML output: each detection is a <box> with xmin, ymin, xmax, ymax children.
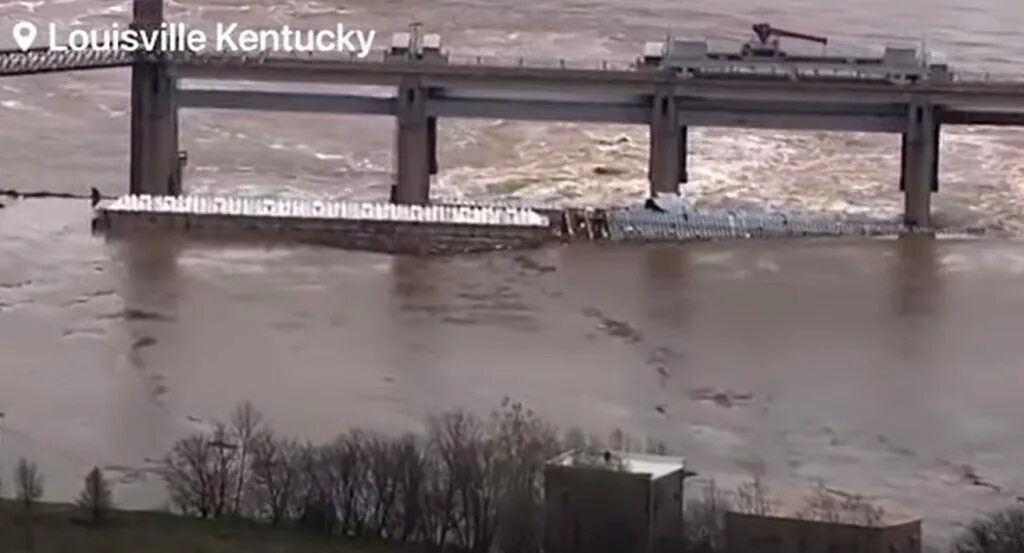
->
<box><xmin>0</xmin><ymin>500</ymin><xmax>419</xmax><ymax>553</ymax></box>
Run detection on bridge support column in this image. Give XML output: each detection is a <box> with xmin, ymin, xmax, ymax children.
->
<box><xmin>649</xmin><ymin>87</ymin><xmax>681</xmax><ymax>196</ymax></box>
<box><xmin>394</xmin><ymin>80</ymin><xmax>431</xmax><ymax>204</ymax></box>
<box><xmin>679</xmin><ymin>125</ymin><xmax>689</xmax><ymax>184</ymax></box>
<box><xmin>900</xmin><ymin>103</ymin><xmax>939</xmax><ymax>228</ymax></box>
<box><xmin>130</xmin><ymin>0</ymin><xmax>180</xmax><ymax>196</ymax></box>
<box><xmin>428</xmin><ymin>116</ymin><xmax>438</xmax><ymax>176</ymax></box>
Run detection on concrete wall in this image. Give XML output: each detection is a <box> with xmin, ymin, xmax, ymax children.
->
<box><xmin>92</xmin><ymin>211</ymin><xmax>554</xmax><ymax>255</ymax></box>
<box><xmin>544</xmin><ymin>465</ymin><xmax>653</xmax><ymax>553</ymax></box>
<box><xmin>651</xmin><ymin>470</ymin><xmax>685</xmax><ymax>553</ymax></box>
<box><xmin>725</xmin><ymin>512</ymin><xmax>922</xmax><ymax>553</ymax></box>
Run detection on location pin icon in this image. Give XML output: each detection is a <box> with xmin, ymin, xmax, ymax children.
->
<box><xmin>12</xmin><ymin>22</ymin><xmax>38</xmax><ymax>52</ymax></box>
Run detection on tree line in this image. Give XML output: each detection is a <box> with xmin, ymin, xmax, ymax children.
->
<box><xmin>161</xmin><ymin>398</ymin><xmax>564</xmax><ymax>553</ymax></box>
<box><xmin>1</xmin><ymin>399</ymin><xmax>1021</xmax><ymax>552</ymax></box>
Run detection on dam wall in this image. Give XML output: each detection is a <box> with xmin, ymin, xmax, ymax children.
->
<box><xmin>93</xmin><ymin>195</ymin><xmax>555</xmax><ymax>255</ymax></box>
<box><xmin>92</xmin><ymin>194</ymin><xmax>988</xmax><ymax>255</ymax></box>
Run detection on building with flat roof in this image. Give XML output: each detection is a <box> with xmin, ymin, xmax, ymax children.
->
<box><xmin>544</xmin><ymin>450</ymin><xmax>690</xmax><ymax>553</ymax></box>
<box><xmin>725</xmin><ymin>511</ymin><xmax>922</xmax><ymax>553</ymax></box>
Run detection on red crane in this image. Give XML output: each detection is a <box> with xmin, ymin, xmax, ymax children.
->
<box><xmin>742</xmin><ymin>23</ymin><xmax>828</xmax><ymax>58</ymax></box>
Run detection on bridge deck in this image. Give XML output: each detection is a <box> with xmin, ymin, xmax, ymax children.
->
<box><xmin>4</xmin><ymin>49</ymin><xmax>1024</xmax><ymax>124</ymax></box>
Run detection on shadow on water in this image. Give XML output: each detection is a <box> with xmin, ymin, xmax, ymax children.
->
<box><xmin>390</xmin><ymin>254</ymin><xmax>442</xmax><ymax>305</ymax></box>
<box><xmin>107</xmin><ymin>235</ymin><xmax>186</xmax><ymax>408</ymax></box>
<box><xmin>891</xmin><ymin>234</ymin><xmax>943</xmax><ymax>318</ymax></box>
<box><xmin>641</xmin><ymin>243</ymin><xmax>693</xmax><ymax>329</ymax></box>
<box><xmin>887</xmin><ymin>234</ymin><xmax>943</xmax><ymax>361</ymax></box>
<box><xmin>386</xmin><ymin>255</ymin><xmax>444</xmax><ymax>389</ymax></box>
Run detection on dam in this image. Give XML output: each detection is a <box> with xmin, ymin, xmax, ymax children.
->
<box><xmin>4</xmin><ymin>0</ymin><xmax>1022</xmax><ymax>244</ymax></box>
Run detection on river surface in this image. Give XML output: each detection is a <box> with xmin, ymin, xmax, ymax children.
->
<box><xmin>2</xmin><ymin>0</ymin><xmax>1024</xmax><ymax>547</ymax></box>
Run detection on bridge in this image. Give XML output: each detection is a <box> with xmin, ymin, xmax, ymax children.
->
<box><xmin>6</xmin><ymin>1</ymin><xmax>1024</xmax><ymax>227</ymax></box>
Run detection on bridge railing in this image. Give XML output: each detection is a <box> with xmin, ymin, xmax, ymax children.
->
<box><xmin>7</xmin><ymin>46</ymin><xmax>1024</xmax><ymax>87</ymax></box>
<box><xmin>172</xmin><ymin>49</ymin><xmax>1024</xmax><ymax>84</ymax></box>
<box><xmin>163</xmin><ymin>48</ymin><xmax>640</xmax><ymax>71</ymax></box>
<box><xmin>949</xmin><ymin>70</ymin><xmax>1024</xmax><ymax>84</ymax></box>
<box><xmin>443</xmin><ymin>53</ymin><xmax>636</xmax><ymax>71</ymax></box>
<box><xmin>0</xmin><ymin>48</ymin><xmax>135</xmax><ymax>74</ymax></box>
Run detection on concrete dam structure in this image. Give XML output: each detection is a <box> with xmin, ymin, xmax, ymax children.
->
<box><xmin>93</xmin><ymin>195</ymin><xmax>554</xmax><ymax>254</ymax></box>
<box><xmin>5</xmin><ymin>0</ymin><xmax>1024</xmax><ymax>247</ymax></box>
<box><xmin>92</xmin><ymin>194</ymin><xmax>985</xmax><ymax>255</ymax></box>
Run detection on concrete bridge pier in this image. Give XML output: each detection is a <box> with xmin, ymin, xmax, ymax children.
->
<box><xmin>428</xmin><ymin>117</ymin><xmax>439</xmax><ymax>176</ymax></box>
<box><xmin>900</xmin><ymin>103</ymin><xmax>939</xmax><ymax>228</ymax></box>
<box><xmin>130</xmin><ymin>0</ymin><xmax>180</xmax><ymax>196</ymax></box>
<box><xmin>679</xmin><ymin>125</ymin><xmax>689</xmax><ymax>184</ymax></box>
<box><xmin>394</xmin><ymin>80</ymin><xmax>431</xmax><ymax>204</ymax></box>
<box><xmin>648</xmin><ymin>87</ymin><xmax>682</xmax><ymax>196</ymax></box>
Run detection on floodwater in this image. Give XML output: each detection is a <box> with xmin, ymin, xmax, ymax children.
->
<box><xmin>2</xmin><ymin>0</ymin><xmax>1024</xmax><ymax>546</ymax></box>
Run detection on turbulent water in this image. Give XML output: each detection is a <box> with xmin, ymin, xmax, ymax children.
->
<box><xmin>2</xmin><ymin>0</ymin><xmax>1024</xmax><ymax>546</ymax></box>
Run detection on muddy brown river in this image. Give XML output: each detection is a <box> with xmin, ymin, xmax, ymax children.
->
<box><xmin>2</xmin><ymin>0</ymin><xmax>1024</xmax><ymax>547</ymax></box>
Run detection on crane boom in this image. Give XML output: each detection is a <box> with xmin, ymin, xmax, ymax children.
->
<box><xmin>752</xmin><ymin>23</ymin><xmax>828</xmax><ymax>46</ymax></box>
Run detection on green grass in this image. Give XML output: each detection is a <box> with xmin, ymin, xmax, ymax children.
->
<box><xmin>0</xmin><ymin>500</ymin><xmax>421</xmax><ymax>553</ymax></box>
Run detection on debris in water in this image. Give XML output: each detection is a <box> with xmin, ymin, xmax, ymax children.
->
<box><xmin>582</xmin><ymin>307</ymin><xmax>644</xmax><ymax>343</ymax></box>
<box><xmin>941</xmin><ymin>460</ymin><xmax>1003</xmax><ymax>492</ymax></box>
<box><xmin>598</xmin><ymin>135</ymin><xmax>630</xmax><ymax>146</ymax></box>
<box><xmin>875</xmin><ymin>434</ymin><xmax>916</xmax><ymax>458</ymax></box>
<box><xmin>131</xmin><ymin>336</ymin><xmax>157</xmax><ymax>350</ymax></box>
<box><xmin>593</xmin><ymin>165</ymin><xmax>627</xmax><ymax>176</ymax></box>
<box><xmin>687</xmin><ymin>387</ymin><xmax>755</xmax><ymax>408</ymax></box>
<box><xmin>98</xmin><ymin>308</ymin><xmax>174</xmax><ymax>322</ymax></box>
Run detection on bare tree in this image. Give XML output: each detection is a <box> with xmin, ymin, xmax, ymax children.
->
<box><xmin>230</xmin><ymin>401</ymin><xmax>265</xmax><ymax>515</ymax></box>
<box><xmin>330</xmin><ymin>431</ymin><xmax>371</xmax><ymax>537</ymax></box>
<box><xmin>163</xmin><ymin>424</ymin><xmax>239</xmax><ymax>518</ymax></box>
<box><xmin>249</xmin><ymin>432</ymin><xmax>302</xmax><ymax>526</ymax></box>
<box><xmin>684</xmin><ymin>478</ymin><xmax>732</xmax><ymax>553</ymax></box>
<box><xmin>839</xmin><ymin>493</ymin><xmax>885</xmax><ymax>527</ymax></box>
<box><xmin>390</xmin><ymin>435</ymin><xmax>426</xmax><ymax>542</ymax></box>
<box><xmin>153</xmin><ymin>399</ymin><xmax>696</xmax><ymax>553</ymax></box>
<box><xmin>15</xmin><ymin>458</ymin><xmax>44</xmax><ymax>551</ymax></box>
<box><xmin>490</xmin><ymin>398</ymin><xmax>560</xmax><ymax>553</ymax></box>
<box><xmin>209</xmin><ymin>423</ymin><xmax>239</xmax><ymax>518</ymax></box>
<box><xmin>427</xmin><ymin>409</ymin><xmax>500</xmax><ymax>552</ymax></box>
<box><xmin>164</xmin><ymin>435</ymin><xmax>213</xmax><ymax>517</ymax></box>
<box><xmin>796</xmin><ymin>480</ymin><xmax>844</xmax><ymax>523</ymax></box>
<box><xmin>420</xmin><ymin>439</ymin><xmax>457</xmax><ymax>547</ymax></box>
<box><xmin>795</xmin><ymin>481</ymin><xmax>884</xmax><ymax>526</ymax></box>
<box><xmin>363</xmin><ymin>434</ymin><xmax>401</xmax><ymax>537</ymax></box>
<box><xmin>295</xmin><ymin>443</ymin><xmax>342</xmax><ymax>537</ymax></box>
<box><xmin>15</xmin><ymin>457</ymin><xmax>44</xmax><ymax>510</ymax></box>
<box><xmin>76</xmin><ymin>467</ymin><xmax>114</xmax><ymax>524</ymax></box>
<box><xmin>952</xmin><ymin>507</ymin><xmax>1024</xmax><ymax>553</ymax></box>
<box><xmin>733</xmin><ymin>475</ymin><xmax>778</xmax><ymax>516</ymax></box>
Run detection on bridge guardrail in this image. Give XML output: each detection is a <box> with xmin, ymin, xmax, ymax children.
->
<box><xmin>159</xmin><ymin>49</ymin><xmax>1024</xmax><ymax>85</ymax></box>
<box><xmin>950</xmin><ymin>71</ymin><xmax>1024</xmax><ymax>84</ymax></box>
<box><xmin>7</xmin><ymin>46</ymin><xmax>1024</xmax><ymax>88</ymax></box>
<box><xmin>0</xmin><ymin>48</ymin><xmax>135</xmax><ymax>74</ymax></box>
<box><xmin>443</xmin><ymin>53</ymin><xmax>635</xmax><ymax>71</ymax></box>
